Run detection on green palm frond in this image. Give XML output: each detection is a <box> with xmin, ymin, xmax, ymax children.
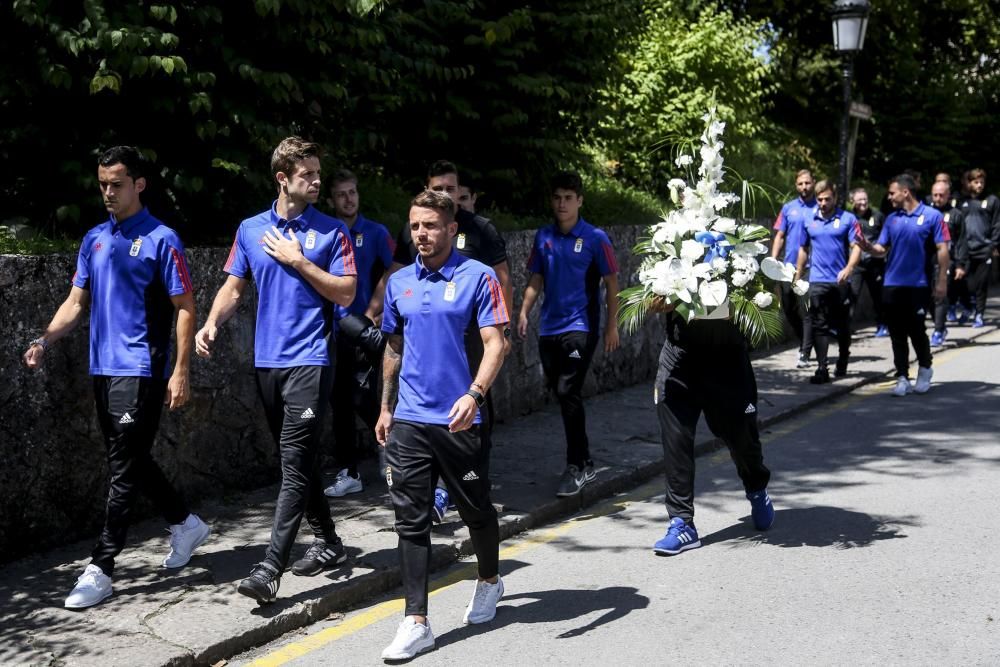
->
<box><xmin>618</xmin><ymin>284</ymin><xmax>654</xmax><ymax>334</ymax></box>
<box><xmin>730</xmin><ymin>292</ymin><xmax>784</xmax><ymax>348</ymax></box>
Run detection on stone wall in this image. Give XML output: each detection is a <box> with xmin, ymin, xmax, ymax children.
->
<box><xmin>0</xmin><ymin>224</ymin><xmax>673</xmax><ymax>561</ymax></box>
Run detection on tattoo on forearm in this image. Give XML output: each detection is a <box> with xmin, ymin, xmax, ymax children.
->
<box><xmin>382</xmin><ymin>337</ymin><xmax>402</xmax><ymax>407</ymax></box>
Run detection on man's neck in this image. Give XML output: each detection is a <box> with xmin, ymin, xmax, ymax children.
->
<box><xmin>903</xmin><ymin>198</ymin><xmax>920</xmax><ymax>215</ymax></box>
<box><xmin>557</xmin><ymin>217</ymin><xmax>577</xmax><ymax>234</ymax></box>
<box><xmin>276</xmin><ymin>194</ymin><xmax>307</xmax><ymax>221</ymax></box>
<box><xmin>855</xmin><ymin>207</ymin><xmax>870</xmax><ymax>218</ymax></box>
<box><xmin>422</xmin><ymin>250</ymin><xmax>449</xmax><ymax>272</ymax></box>
<box><xmin>342</xmin><ymin>213</ymin><xmax>359</xmax><ymax>228</ymax></box>
<box><xmin>114</xmin><ymin>203</ymin><xmax>143</xmax><ymax>222</ymax></box>
<box><xmin>820</xmin><ymin>207</ymin><xmax>837</xmax><ymax>219</ymax></box>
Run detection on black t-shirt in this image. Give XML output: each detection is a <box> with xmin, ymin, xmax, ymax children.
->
<box><xmin>393</xmin><ymin>208</ymin><xmax>508</xmax><ymax>267</ymax></box>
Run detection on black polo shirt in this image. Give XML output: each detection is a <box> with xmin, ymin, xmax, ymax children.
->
<box><xmin>393</xmin><ymin>208</ymin><xmax>507</xmax><ymax>268</ymax></box>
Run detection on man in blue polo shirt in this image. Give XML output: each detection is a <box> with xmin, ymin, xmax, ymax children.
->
<box><xmin>376</xmin><ymin>190</ymin><xmax>508</xmax><ymax>661</ymax></box>
<box><xmin>195</xmin><ymin>137</ymin><xmax>357</xmax><ymax>603</ymax></box>
<box><xmin>771</xmin><ymin>169</ymin><xmax>817</xmax><ymax>367</ymax></box>
<box><xmin>322</xmin><ymin>168</ymin><xmax>395</xmax><ymax>498</ymax></box>
<box><xmin>859</xmin><ymin>174</ymin><xmax>950</xmax><ymax>396</ymax></box>
<box><xmin>23</xmin><ymin>146</ymin><xmax>210</xmax><ymax>609</ymax></box>
<box><xmin>796</xmin><ymin>181</ymin><xmax>862</xmax><ymax>384</ymax></box>
<box><xmin>517</xmin><ymin>171</ymin><xmax>620</xmax><ymax>498</ymax></box>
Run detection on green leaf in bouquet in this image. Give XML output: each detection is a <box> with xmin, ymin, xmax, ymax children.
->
<box><xmin>617</xmin><ymin>284</ymin><xmax>653</xmax><ymax>335</ymax></box>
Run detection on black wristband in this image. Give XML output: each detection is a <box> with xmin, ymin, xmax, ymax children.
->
<box><xmin>465</xmin><ymin>389</ymin><xmax>486</xmax><ymax>408</ymax></box>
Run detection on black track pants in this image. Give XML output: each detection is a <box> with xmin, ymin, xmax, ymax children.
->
<box><xmin>779</xmin><ymin>279</ymin><xmax>813</xmax><ymax>356</ymax></box>
<box><xmin>329</xmin><ymin>336</ymin><xmax>379</xmax><ymax>476</ymax></box>
<box><xmin>809</xmin><ymin>282</ymin><xmax>852</xmax><ymax>369</ymax></box>
<box><xmin>256</xmin><ymin>365</ymin><xmax>337</xmax><ymax>572</ymax></box>
<box><xmin>655</xmin><ymin>320</ymin><xmax>771</xmax><ymax>525</ymax></box>
<box><xmin>539</xmin><ymin>331</ymin><xmax>599</xmax><ymax>467</ymax></box>
<box><xmin>966</xmin><ymin>257</ymin><xmax>992</xmax><ymax>318</ymax></box>
<box><xmin>385</xmin><ymin>421</ymin><xmax>498</xmax><ymax>616</ymax></box>
<box><xmin>883</xmin><ymin>286</ymin><xmax>932</xmax><ymax>378</ymax></box>
<box><xmin>90</xmin><ymin>376</ymin><xmax>189</xmax><ymax>576</ymax></box>
<box><xmin>849</xmin><ymin>258</ymin><xmax>885</xmax><ymax>327</ymax></box>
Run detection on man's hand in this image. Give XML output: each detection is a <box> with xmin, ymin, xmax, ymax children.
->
<box><xmin>836</xmin><ymin>267</ymin><xmax>852</xmax><ymax>285</ymax></box>
<box><xmin>448</xmin><ymin>394</ymin><xmax>478</xmax><ymax>433</ymax></box>
<box><xmin>262</xmin><ymin>226</ymin><xmax>304</xmax><ymax>266</ymax></box>
<box><xmin>165</xmin><ymin>371</ymin><xmax>190</xmax><ymax>410</ymax></box>
<box><xmin>195</xmin><ymin>323</ymin><xmax>218</xmax><ymax>358</ymax></box>
<box><xmin>375</xmin><ymin>408</ymin><xmax>394</xmax><ymax>446</ymax></box>
<box><xmin>517</xmin><ymin>313</ymin><xmax>530</xmax><ymax>339</ymax></box>
<box><xmin>955</xmin><ymin>267</ymin><xmax>967</xmax><ymax>280</ymax></box>
<box><xmin>23</xmin><ymin>342</ymin><xmax>45</xmax><ymax>369</ymax></box>
<box><xmin>604</xmin><ymin>325</ymin><xmax>620</xmax><ymax>353</ymax></box>
<box><xmin>854</xmin><ymin>235</ymin><xmax>873</xmax><ymax>252</ymax></box>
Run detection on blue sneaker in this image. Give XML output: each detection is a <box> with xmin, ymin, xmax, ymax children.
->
<box><xmin>958</xmin><ymin>309</ymin><xmax>972</xmax><ymax>325</ymax></box>
<box><xmin>930</xmin><ymin>329</ymin><xmax>946</xmax><ymax>347</ymax></box>
<box><xmin>874</xmin><ymin>325</ymin><xmax>889</xmax><ymax>338</ymax></box>
<box><xmin>972</xmin><ymin>314</ymin><xmax>985</xmax><ymax>328</ymax></box>
<box><xmin>747</xmin><ymin>489</ymin><xmax>775</xmax><ymax>530</ymax></box>
<box><xmin>653</xmin><ymin>517</ymin><xmax>701</xmax><ymax>555</ymax></box>
<box><xmin>946</xmin><ymin>306</ymin><xmax>958</xmax><ymax>323</ymax></box>
<box><xmin>432</xmin><ymin>487</ymin><xmax>450</xmax><ymax>524</ymax></box>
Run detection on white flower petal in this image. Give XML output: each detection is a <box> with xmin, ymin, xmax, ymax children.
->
<box><xmin>699</xmin><ymin>280</ymin><xmax>728</xmax><ymax>307</ymax></box>
<box><xmin>793</xmin><ymin>279</ymin><xmax>810</xmax><ymax>296</ymax></box>
<box><xmin>761</xmin><ymin>257</ymin><xmax>793</xmax><ymax>282</ymax></box>
<box><xmin>680</xmin><ymin>239</ymin><xmax>705</xmax><ymax>260</ymax></box>
<box><xmin>752</xmin><ymin>291</ymin><xmax>774</xmax><ymax>308</ymax></box>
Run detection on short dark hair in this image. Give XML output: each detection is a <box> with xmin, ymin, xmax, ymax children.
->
<box><xmin>427</xmin><ymin>160</ymin><xmax>458</xmax><ymax>182</ymax></box>
<box><xmin>98</xmin><ymin>145</ymin><xmax>148</xmax><ymax>181</ymax></box>
<box><xmin>550</xmin><ymin>170</ymin><xmax>583</xmax><ymax>196</ymax></box>
<box><xmin>967</xmin><ymin>168</ymin><xmax>986</xmax><ymax>184</ymax></box>
<box><xmin>411</xmin><ymin>189</ymin><xmax>455</xmax><ymax>221</ymax></box>
<box><xmin>891</xmin><ymin>173</ymin><xmax>918</xmax><ymax>194</ymax></box>
<box><xmin>271</xmin><ymin>136</ymin><xmax>321</xmax><ymax>179</ymax></box>
<box><xmin>331</xmin><ymin>168</ymin><xmax>357</xmax><ymax>188</ymax></box>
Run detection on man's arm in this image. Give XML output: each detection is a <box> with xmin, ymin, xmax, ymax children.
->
<box><xmin>166</xmin><ymin>292</ymin><xmax>195</xmax><ymax>410</ymax></box>
<box><xmin>195</xmin><ymin>274</ymin><xmax>248</xmax><ymax>357</ymax></box>
<box><xmin>448</xmin><ymin>324</ymin><xmax>506</xmax><ymax>433</ymax></box>
<box><xmin>602</xmin><ymin>273</ymin><xmax>620</xmax><ymax>353</ymax></box>
<box><xmin>23</xmin><ymin>286</ymin><xmax>90</xmax><ymax>369</ymax></box>
<box><xmin>517</xmin><ymin>273</ymin><xmax>544</xmax><ymax>339</ymax></box>
<box><xmin>771</xmin><ymin>229</ymin><xmax>786</xmax><ymax>260</ymax></box>
<box><xmin>375</xmin><ymin>333</ymin><xmax>403</xmax><ymax>446</ymax></box>
<box><xmin>795</xmin><ymin>245</ymin><xmax>809</xmax><ymax>279</ymax></box>
<box><xmin>262</xmin><ymin>226</ymin><xmax>357</xmax><ymax>306</ymax></box>
<box><xmin>934</xmin><ymin>242</ymin><xmax>949</xmax><ymax>302</ymax></box>
<box><xmin>838</xmin><ymin>245</ymin><xmax>862</xmax><ymax>285</ymax></box>
<box><xmin>493</xmin><ymin>260</ymin><xmax>513</xmax><ymax>323</ymax></box>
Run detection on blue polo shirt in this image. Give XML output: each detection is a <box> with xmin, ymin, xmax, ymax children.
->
<box><xmin>800</xmin><ymin>208</ymin><xmax>860</xmax><ymax>284</ymax></box>
<box><xmin>877</xmin><ymin>203</ymin><xmax>950</xmax><ymax>288</ymax></box>
<box><xmin>335</xmin><ymin>213</ymin><xmax>394</xmax><ymax>319</ymax></box>
<box><xmin>72</xmin><ymin>207</ymin><xmax>193</xmax><ymax>378</ymax></box>
<box><xmin>526</xmin><ymin>218</ymin><xmax>619</xmax><ymax>336</ymax></box>
<box><xmin>773</xmin><ymin>197</ymin><xmax>817</xmax><ymax>265</ymax></box>
<box><xmin>381</xmin><ymin>250</ymin><xmax>509</xmax><ymax>426</ymax></box>
<box><xmin>224</xmin><ymin>202</ymin><xmax>357</xmax><ymax>368</ymax></box>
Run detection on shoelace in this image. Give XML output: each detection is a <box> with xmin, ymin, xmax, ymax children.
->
<box><xmin>303</xmin><ymin>541</ymin><xmax>332</xmax><ymax>560</ymax></box>
<box><xmin>248</xmin><ymin>564</ymin><xmax>277</xmax><ymax>583</ymax></box>
<box><xmin>77</xmin><ymin>569</ymin><xmax>102</xmax><ymax>586</ymax></box>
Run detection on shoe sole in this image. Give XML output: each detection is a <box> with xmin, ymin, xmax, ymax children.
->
<box><xmin>382</xmin><ymin>640</ymin><xmax>435</xmax><ymax>662</ymax></box>
<box><xmin>324</xmin><ymin>484</ymin><xmax>364</xmax><ymax>498</ymax></box>
<box><xmin>162</xmin><ymin>524</ymin><xmax>212</xmax><ymax>569</ymax></box>
<box><xmin>653</xmin><ymin>540</ymin><xmax>702</xmax><ymax>556</ymax></box>
<box><xmin>291</xmin><ymin>551</ymin><xmax>348</xmax><ymax>577</ymax></box>
<box><xmin>237</xmin><ymin>581</ymin><xmax>277</xmax><ymax>605</ymax></box>
<box><xmin>65</xmin><ymin>587</ymin><xmax>113</xmax><ymax>609</ymax></box>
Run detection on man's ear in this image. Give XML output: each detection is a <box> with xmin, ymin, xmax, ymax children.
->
<box><xmin>134</xmin><ymin>176</ymin><xmax>147</xmax><ymax>195</ymax></box>
<box><xmin>276</xmin><ymin>172</ymin><xmax>288</xmax><ymax>193</ymax></box>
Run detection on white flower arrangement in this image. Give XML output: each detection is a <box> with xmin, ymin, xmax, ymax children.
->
<box><xmin>618</xmin><ymin>108</ymin><xmax>806</xmax><ymax>345</ymax></box>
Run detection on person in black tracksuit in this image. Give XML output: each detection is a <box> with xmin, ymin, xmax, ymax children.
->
<box><xmin>651</xmin><ymin>313</ymin><xmax>773</xmax><ymax>556</ymax></box>
<box><xmin>848</xmin><ymin>188</ymin><xmax>887</xmax><ymax>335</ymax></box>
<box><xmin>929</xmin><ymin>181</ymin><xmax>966</xmax><ymax>343</ymax></box>
<box><xmin>956</xmin><ymin>169</ymin><xmax>1000</xmax><ymax>327</ymax></box>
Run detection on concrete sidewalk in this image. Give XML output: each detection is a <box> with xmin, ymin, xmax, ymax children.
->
<box><xmin>2</xmin><ymin>310</ymin><xmax>996</xmax><ymax>667</ymax></box>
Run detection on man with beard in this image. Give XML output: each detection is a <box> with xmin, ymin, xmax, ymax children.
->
<box><xmin>848</xmin><ymin>187</ymin><xmax>888</xmax><ymax>337</ymax></box>
<box><xmin>771</xmin><ymin>169</ymin><xmax>816</xmax><ymax>367</ymax></box>
<box><xmin>928</xmin><ymin>180</ymin><xmax>966</xmax><ymax>346</ymax></box>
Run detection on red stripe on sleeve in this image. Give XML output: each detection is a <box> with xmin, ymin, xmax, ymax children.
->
<box><xmin>939</xmin><ymin>218</ymin><xmax>952</xmax><ymax>243</ymax></box>
<box><xmin>602</xmin><ymin>242</ymin><xmax>619</xmax><ymax>274</ymax></box>
<box><xmin>489</xmin><ymin>276</ymin><xmax>508</xmax><ymax>323</ymax></box>
<box><xmin>170</xmin><ymin>248</ymin><xmax>194</xmax><ymax>293</ymax></box>
<box><xmin>773</xmin><ymin>211</ymin><xmax>784</xmax><ymax>230</ymax></box>
<box><xmin>340</xmin><ymin>234</ymin><xmax>358</xmax><ymax>275</ymax></box>
<box><xmin>223</xmin><ymin>236</ymin><xmax>238</xmax><ymax>272</ymax></box>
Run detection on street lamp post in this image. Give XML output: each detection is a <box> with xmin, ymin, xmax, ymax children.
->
<box><xmin>831</xmin><ymin>0</ymin><xmax>870</xmax><ymax>207</ymax></box>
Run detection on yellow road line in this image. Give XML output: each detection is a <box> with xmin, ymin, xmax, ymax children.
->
<box><xmin>247</xmin><ymin>484</ymin><xmax>655</xmax><ymax>667</ymax></box>
<box><xmin>249</xmin><ymin>332</ymin><xmax>994</xmax><ymax>666</ymax></box>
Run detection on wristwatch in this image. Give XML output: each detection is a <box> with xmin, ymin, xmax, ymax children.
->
<box><xmin>465</xmin><ymin>389</ymin><xmax>486</xmax><ymax>408</ymax></box>
<box><xmin>503</xmin><ymin>327</ymin><xmax>511</xmax><ymax>338</ymax></box>
<box><xmin>29</xmin><ymin>337</ymin><xmax>48</xmax><ymax>350</ymax></box>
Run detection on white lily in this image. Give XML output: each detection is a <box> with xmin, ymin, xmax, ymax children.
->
<box><xmin>752</xmin><ymin>291</ymin><xmax>774</xmax><ymax>308</ymax></box>
<box><xmin>761</xmin><ymin>257</ymin><xmax>795</xmax><ymax>282</ymax></box>
<box><xmin>711</xmin><ymin>217</ymin><xmax>738</xmax><ymax>234</ymax></box>
<box><xmin>680</xmin><ymin>238</ymin><xmax>706</xmax><ymax>261</ymax></box>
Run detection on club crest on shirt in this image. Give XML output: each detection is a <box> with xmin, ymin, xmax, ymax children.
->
<box><xmin>944</xmin><ymin>213</ymin><xmax>951</xmax><ymax>223</ymax></box>
<box><xmin>129</xmin><ymin>238</ymin><xmax>142</xmax><ymax>257</ymax></box>
<box><xmin>574</xmin><ymin>238</ymin><xmax>584</xmax><ymax>253</ymax></box>
<box><xmin>305</xmin><ymin>230</ymin><xmax>317</xmax><ymax>249</ymax></box>
<box><xmin>355</xmin><ymin>233</ymin><xmax>363</xmax><ymax>247</ymax></box>
<box><xmin>917</xmin><ymin>215</ymin><xmax>924</xmax><ymax>226</ymax></box>
<box><xmin>444</xmin><ymin>282</ymin><xmax>457</xmax><ymax>302</ymax></box>
<box><xmin>833</xmin><ymin>218</ymin><xmax>840</xmax><ymax>229</ymax></box>
<box><xmin>456</xmin><ymin>233</ymin><xmax>467</xmax><ymax>250</ymax></box>
<box><xmin>983</xmin><ymin>200</ymin><xmax>989</xmax><ymax>209</ymax></box>
<box><xmin>869</xmin><ymin>217</ymin><xmax>875</xmax><ymax>227</ymax></box>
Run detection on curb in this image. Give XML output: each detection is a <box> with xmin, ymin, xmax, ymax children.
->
<box><xmin>189</xmin><ymin>324</ymin><xmax>996</xmax><ymax>666</ymax></box>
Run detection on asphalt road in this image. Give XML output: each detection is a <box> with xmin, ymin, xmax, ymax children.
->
<box><xmin>231</xmin><ymin>329</ymin><xmax>1000</xmax><ymax>666</ymax></box>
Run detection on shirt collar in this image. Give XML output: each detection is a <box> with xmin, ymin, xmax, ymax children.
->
<box><xmin>110</xmin><ymin>206</ymin><xmax>150</xmax><ymax>236</ymax></box>
<box><xmin>898</xmin><ymin>202</ymin><xmax>926</xmax><ymax>219</ymax></box>
<box><xmin>798</xmin><ymin>197</ymin><xmax>816</xmax><ymax>208</ymax></box>
<box><xmin>416</xmin><ymin>248</ymin><xmax>460</xmax><ymax>281</ymax></box>
<box><xmin>269</xmin><ymin>200</ymin><xmax>315</xmax><ymax>231</ymax></box>
<box><xmin>554</xmin><ymin>217</ymin><xmax>585</xmax><ymax>238</ymax></box>
<box><xmin>813</xmin><ymin>207</ymin><xmax>843</xmax><ymax>223</ymax></box>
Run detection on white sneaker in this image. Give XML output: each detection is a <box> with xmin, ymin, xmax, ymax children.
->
<box><xmin>381</xmin><ymin>617</ymin><xmax>435</xmax><ymax>661</ymax></box>
<box><xmin>324</xmin><ymin>469</ymin><xmax>363</xmax><ymax>497</ymax></box>
<box><xmin>65</xmin><ymin>564</ymin><xmax>113</xmax><ymax>609</ymax></box>
<box><xmin>914</xmin><ymin>366</ymin><xmax>933</xmax><ymax>394</ymax></box>
<box><xmin>163</xmin><ymin>514</ymin><xmax>211</xmax><ymax>568</ymax></box>
<box><xmin>462</xmin><ymin>577</ymin><xmax>504</xmax><ymax>624</ymax></box>
<box><xmin>891</xmin><ymin>376</ymin><xmax>913</xmax><ymax>397</ymax></box>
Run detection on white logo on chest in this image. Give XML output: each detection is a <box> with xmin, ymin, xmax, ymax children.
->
<box><xmin>456</xmin><ymin>233</ymin><xmax>466</xmax><ymax>250</ymax></box>
<box><xmin>444</xmin><ymin>282</ymin><xmax>457</xmax><ymax>302</ymax></box>
<box><xmin>573</xmin><ymin>238</ymin><xmax>584</xmax><ymax>253</ymax></box>
<box><xmin>129</xmin><ymin>239</ymin><xmax>142</xmax><ymax>257</ymax></box>
<box><xmin>305</xmin><ymin>230</ymin><xmax>317</xmax><ymax>249</ymax></box>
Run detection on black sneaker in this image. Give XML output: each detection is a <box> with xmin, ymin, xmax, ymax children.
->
<box><xmin>834</xmin><ymin>358</ymin><xmax>848</xmax><ymax>377</ymax></box>
<box><xmin>291</xmin><ymin>538</ymin><xmax>347</xmax><ymax>576</ymax></box>
<box><xmin>809</xmin><ymin>367</ymin><xmax>830</xmax><ymax>384</ymax></box>
<box><xmin>556</xmin><ymin>465</ymin><xmax>587</xmax><ymax>497</ymax></box>
<box><xmin>237</xmin><ymin>562</ymin><xmax>280</xmax><ymax>604</ymax></box>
